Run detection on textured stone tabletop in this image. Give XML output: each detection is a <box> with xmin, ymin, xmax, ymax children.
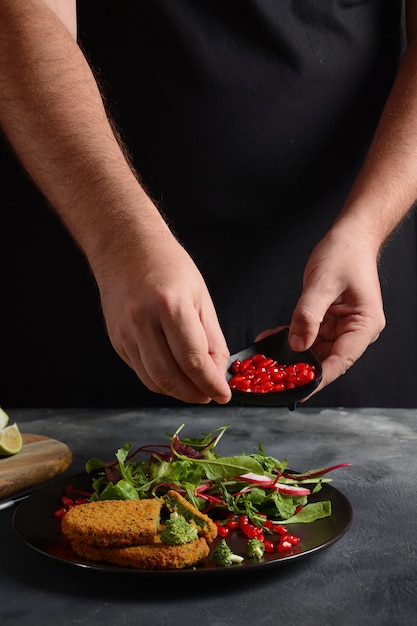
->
<box><xmin>1</xmin><ymin>405</ymin><xmax>416</xmax><ymax>626</ymax></box>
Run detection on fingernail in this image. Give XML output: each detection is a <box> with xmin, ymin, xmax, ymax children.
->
<box><xmin>289</xmin><ymin>334</ymin><xmax>306</xmax><ymax>352</ymax></box>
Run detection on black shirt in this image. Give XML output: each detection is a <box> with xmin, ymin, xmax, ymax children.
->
<box><xmin>1</xmin><ymin>0</ymin><xmax>416</xmax><ymax>407</ymax></box>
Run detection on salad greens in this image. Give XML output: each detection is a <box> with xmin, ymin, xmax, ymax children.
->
<box><xmin>85</xmin><ymin>424</ymin><xmax>349</xmax><ymax>527</ymax></box>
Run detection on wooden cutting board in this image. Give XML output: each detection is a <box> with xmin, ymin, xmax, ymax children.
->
<box><xmin>0</xmin><ymin>433</ymin><xmax>73</xmax><ymax>499</ymax></box>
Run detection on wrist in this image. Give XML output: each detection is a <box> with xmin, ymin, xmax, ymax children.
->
<box><xmin>61</xmin><ymin>178</ymin><xmax>171</xmax><ymax>277</ymax></box>
<box><xmin>325</xmin><ymin>213</ymin><xmax>382</xmax><ymax>260</ymax></box>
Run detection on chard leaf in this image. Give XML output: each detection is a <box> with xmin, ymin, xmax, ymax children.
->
<box><xmin>115</xmin><ymin>444</ymin><xmax>131</xmax><ymax>465</ymax></box>
<box><xmin>149</xmin><ymin>459</ymin><xmax>172</xmax><ymax>480</ymax></box>
<box><xmin>270</xmin><ymin>492</ymin><xmax>297</xmax><ymax>519</ymax></box>
<box><xmin>251</xmin><ymin>446</ymin><xmax>288</xmax><ymax>473</ymax></box>
<box><xmin>192</xmin><ymin>455</ymin><xmax>264</xmax><ymax>480</ymax></box>
<box><xmin>100</xmin><ymin>479</ymin><xmax>139</xmax><ymax>501</ymax></box>
<box><xmin>246</xmin><ymin>487</ymin><xmax>266</xmax><ymax>505</ymax></box>
<box><xmin>85</xmin><ymin>457</ymin><xmax>107</xmax><ymax>473</ymax></box>
<box><xmin>284</xmin><ymin>500</ymin><xmax>332</xmax><ymax>524</ymax></box>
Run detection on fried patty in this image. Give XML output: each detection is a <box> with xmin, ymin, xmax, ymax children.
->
<box><xmin>163</xmin><ymin>490</ymin><xmax>218</xmax><ymax>543</ymax></box>
<box><xmin>70</xmin><ymin>534</ymin><xmax>210</xmax><ymax>570</ymax></box>
<box><xmin>61</xmin><ymin>498</ymin><xmax>162</xmax><ymax>547</ymax></box>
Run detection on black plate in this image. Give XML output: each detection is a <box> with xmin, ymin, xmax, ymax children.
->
<box><xmin>227</xmin><ymin>328</ymin><xmax>322</xmax><ymax>409</ymax></box>
<box><xmin>13</xmin><ymin>473</ymin><xmax>352</xmax><ymax>576</ymax></box>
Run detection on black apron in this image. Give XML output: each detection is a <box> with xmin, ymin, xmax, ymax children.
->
<box><xmin>1</xmin><ymin>0</ymin><xmax>416</xmax><ymax>407</ymax></box>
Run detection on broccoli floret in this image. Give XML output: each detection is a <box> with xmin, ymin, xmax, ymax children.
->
<box><xmin>246</xmin><ymin>537</ymin><xmax>265</xmax><ymax>559</ymax></box>
<box><xmin>160</xmin><ymin>512</ymin><xmax>198</xmax><ymax>545</ymax></box>
<box><xmin>213</xmin><ymin>539</ymin><xmax>244</xmax><ymax>567</ymax></box>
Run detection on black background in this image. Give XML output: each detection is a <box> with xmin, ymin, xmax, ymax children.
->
<box><xmin>1</xmin><ymin>1</ymin><xmax>416</xmax><ymax>408</ymax></box>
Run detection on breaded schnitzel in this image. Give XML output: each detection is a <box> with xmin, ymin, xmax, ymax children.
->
<box><xmin>60</xmin><ymin>492</ymin><xmax>218</xmax><ymax>569</ymax></box>
<box><xmin>61</xmin><ymin>498</ymin><xmax>162</xmax><ymax>547</ymax></box>
<box><xmin>163</xmin><ymin>490</ymin><xmax>218</xmax><ymax>543</ymax></box>
<box><xmin>70</xmin><ymin>534</ymin><xmax>210</xmax><ymax>570</ymax></box>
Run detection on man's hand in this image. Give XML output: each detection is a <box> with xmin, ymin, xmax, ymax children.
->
<box><xmin>95</xmin><ymin>231</ymin><xmax>232</xmax><ymax>405</ymax></box>
<box><xmin>287</xmin><ymin>228</ymin><xmax>386</xmax><ymax>395</ymax></box>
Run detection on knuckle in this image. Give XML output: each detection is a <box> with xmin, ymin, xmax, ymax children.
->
<box><xmin>342</xmin><ymin>356</ymin><xmax>356</xmax><ymax>374</ymax></box>
<box><xmin>177</xmin><ymin>350</ymin><xmax>206</xmax><ymax>375</ymax></box>
<box><xmin>152</xmin><ymin>371</ymin><xmax>177</xmax><ymax>394</ymax></box>
<box><xmin>292</xmin><ymin>305</ymin><xmax>321</xmax><ymax>328</ymax></box>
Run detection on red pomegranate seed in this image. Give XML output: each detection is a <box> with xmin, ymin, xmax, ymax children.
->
<box><xmin>229</xmin><ymin>353</ymin><xmax>317</xmax><ymax>394</ymax></box>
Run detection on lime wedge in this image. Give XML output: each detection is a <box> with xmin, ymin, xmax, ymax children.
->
<box><xmin>0</xmin><ymin>407</ymin><xmax>9</xmax><ymax>430</ymax></box>
<box><xmin>0</xmin><ymin>423</ymin><xmax>23</xmax><ymax>456</ymax></box>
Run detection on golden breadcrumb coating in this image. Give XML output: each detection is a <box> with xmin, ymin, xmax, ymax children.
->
<box><xmin>70</xmin><ymin>534</ymin><xmax>210</xmax><ymax>569</ymax></box>
<box><xmin>163</xmin><ymin>490</ymin><xmax>218</xmax><ymax>543</ymax></box>
<box><xmin>61</xmin><ymin>498</ymin><xmax>162</xmax><ymax>547</ymax></box>
<box><xmin>61</xmin><ymin>493</ymin><xmax>217</xmax><ymax>569</ymax></box>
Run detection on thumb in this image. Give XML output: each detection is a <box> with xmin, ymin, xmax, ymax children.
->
<box><xmin>288</xmin><ymin>286</ymin><xmax>333</xmax><ymax>352</ymax></box>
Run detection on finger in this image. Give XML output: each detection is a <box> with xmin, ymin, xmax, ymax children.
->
<box><xmin>198</xmin><ymin>302</ymin><xmax>232</xmax><ymax>403</ymax></box>
<box><xmin>298</xmin><ymin>347</ymin><xmax>353</xmax><ymax>403</ymax></box>
<box><xmin>108</xmin><ymin>293</ymin><xmax>231</xmax><ymax>404</ymax></box>
<box><xmin>107</xmin><ymin>326</ymin><xmax>172</xmax><ymax>396</ymax></box>
<box><xmin>123</xmin><ymin>303</ymin><xmax>230</xmax><ymax>404</ymax></box>
<box><xmin>132</xmin><ymin>325</ymin><xmax>216</xmax><ymax>403</ymax></box>
<box><xmin>160</xmin><ymin>305</ymin><xmax>232</xmax><ymax>404</ymax></box>
<box><xmin>310</xmin><ymin>322</ymin><xmax>382</xmax><ymax>397</ymax></box>
<box><xmin>254</xmin><ymin>325</ymin><xmax>288</xmax><ymax>342</ymax></box>
<box><xmin>288</xmin><ymin>282</ymin><xmax>337</xmax><ymax>352</ymax></box>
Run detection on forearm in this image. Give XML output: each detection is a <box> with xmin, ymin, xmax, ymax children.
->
<box><xmin>0</xmin><ymin>0</ymin><xmax>170</xmax><ymax>276</ymax></box>
<box><xmin>332</xmin><ymin>21</ymin><xmax>417</xmax><ymax>253</ymax></box>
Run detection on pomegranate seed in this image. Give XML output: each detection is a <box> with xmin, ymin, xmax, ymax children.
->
<box><xmin>215</xmin><ymin>523</ymin><xmax>229</xmax><ymax>538</ymax></box>
<box><xmin>264</xmin><ymin>540</ymin><xmax>275</xmax><ymax>553</ymax></box>
<box><xmin>277</xmin><ymin>539</ymin><xmax>293</xmax><ymax>552</ymax></box>
<box><xmin>229</xmin><ymin>354</ymin><xmax>317</xmax><ymax>394</ymax></box>
<box><xmin>244</xmin><ymin>525</ymin><xmax>259</xmax><ymax>538</ymax></box>
<box><xmin>226</xmin><ymin>518</ymin><xmax>239</xmax><ymax>531</ymax></box>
